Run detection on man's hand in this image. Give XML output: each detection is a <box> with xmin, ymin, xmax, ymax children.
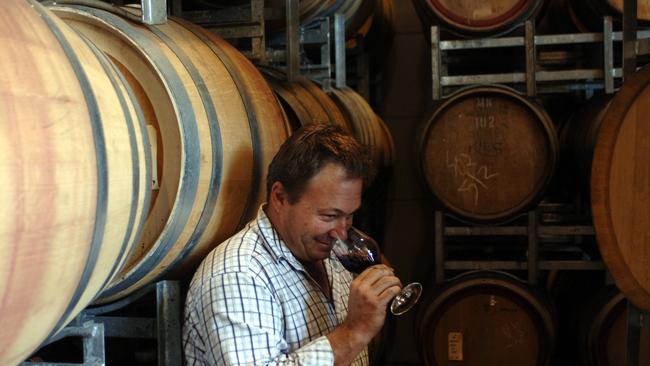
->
<box><xmin>327</xmin><ymin>264</ymin><xmax>402</xmax><ymax>365</ymax></box>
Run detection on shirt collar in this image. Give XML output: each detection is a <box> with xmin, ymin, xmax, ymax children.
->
<box><xmin>255</xmin><ymin>204</ymin><xmax>342</xmax><ymax>271</ymax></box>
<box><xmin>256</xmin><ymin>204</ymin><xmax>298</xmax><ymax>264</ymax></box>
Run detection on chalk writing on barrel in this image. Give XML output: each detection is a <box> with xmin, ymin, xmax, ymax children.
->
<box><xmin>446</xmin><ymin>151</ymin><xmax>499</xmax><ymax>205</ymax></box>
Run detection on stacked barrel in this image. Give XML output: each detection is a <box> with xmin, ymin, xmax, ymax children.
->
<box><xmin>412</xmin><ymin>0</ymin><xmax>650</xmax><ymax>365</ymax></box>
<box><xmin>179</xmin><ymin>0</ymin><xmax>399</xmax><ymax>362</ymax></box>
<box><xmin>0</xmin><ymin>1</ymin><xmax>290</xmax><ymax>364</ymax></box>
<box><xmin>259</xmin><ymin>66</ymin><xmax>393</xmax><ymax>177</ymax></box>
<box><xmin>417</xmin><ymin>271</ymin><xmax>556</xmax><ymax>366</ymax></box>
<box><xmin>418</xmin><ymin>85</ymin><xmax>558</xmax><ymax>223</ymax></box>
<box><xmin>412</xmin><ymin>0</ymin><xmax>546</xmax><ymax>37</ymax></box>
<box><xmin>1</xmin><ymin>0</ymin><xmax>396</xmax><ymax>364</ymax></box>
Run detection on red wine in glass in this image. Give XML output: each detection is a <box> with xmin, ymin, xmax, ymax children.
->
<box><xmin>336</xmin><ymin>254</ymin><xmax>376</xmax><ymax>273</ymax></box>
<box><xmin>333</xmin><ymin>227</ymin><xmax>422</xmax><ymax>315</ymax></box>
<box><xmin>335</xmin><ymin>228</ymin><xmax>379</xmax><ymax>272</ymax></box>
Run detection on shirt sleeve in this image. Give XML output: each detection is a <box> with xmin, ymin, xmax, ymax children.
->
<box><xmin>185</xmin><ymin>271</ymin><xmax>335</xmax><ymax>366</ymax></box>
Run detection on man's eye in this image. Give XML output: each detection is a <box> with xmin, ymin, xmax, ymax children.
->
<box><xmin>323</xmin><ymin>214</ymin><xmax>337</xmax><ymax>220</ymax></box>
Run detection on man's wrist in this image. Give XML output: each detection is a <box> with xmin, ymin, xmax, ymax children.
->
<box><xmin>327</xmin><ymin>323</ymin><xmax>370</xmax><ymax>366</ymax></box>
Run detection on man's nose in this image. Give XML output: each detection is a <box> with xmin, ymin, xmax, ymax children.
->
<box><xmin>331</xmin><ymin>220</ymin><xmax>349</xmax><ymax>241</ymax></box>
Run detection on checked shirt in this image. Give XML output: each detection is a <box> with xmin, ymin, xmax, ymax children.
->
<box><xmin>183</xmin><ymin>206</ymin><xmax>368</xmax><ymax>365</ymax></box>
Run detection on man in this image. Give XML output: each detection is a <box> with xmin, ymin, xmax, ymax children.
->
<box><xmin>183</xmin><ymin>123</ymin><xmax>402</xmax><ymax>365</ymax></box>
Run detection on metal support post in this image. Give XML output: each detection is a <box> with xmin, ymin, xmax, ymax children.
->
<box><xmin>604</xmin><ymin>17</ymin><xmax>615</xmax><ymax>93</ymax></box>
<box><xmin>431</xmin><ymin>26</ymin><xmax>441</xmax><ymax>100</ymax></box>
<box><xmin>251</xmin><ymin>0</ymin><xmax>266</xmax><ymax>62</ymax></box>
<box><xmin>626</xmin><ymin>301</ymin><xmax>642</xmax><ymax>366</ymax></box>
<box><xmin>434</xmin><ymin>211</ymin><xmax>445</xmax><ymax>283</ymax></box>
<box><xmin>157</xmin><ymin>281</ymin><xmax>182</xmax><ymax>366</ymax></box>
<box><xmin>141</xmin><ymin>0</ymin><xmax>167</xmax><ymax>25</ymax></box>
<box><xmin>525</xmin><ymin>20</ymin><xmax>536</xmax><ymax>97</ymax></box>
<box><xmin>286</xmin><ymin>0</ymin><xmax>300</xmax><ymax>82</ymax></box>
<box><xmin>82</xmin><ymin>323</ymin><xmax>105</xmax><ymax>366</ymax></box>
<box><xmin>334</xmin><ymin>13</ymin><xmax>346</xmax><ymax>88</ymax></box>
<box><xmin>527</xmin><ymin>210</ymin><xmax>539</xmax><ymax>285</ymax></box>
<box><xmin>622</xmin><ymin>0</ymin><xmax>638</xmax><ymax>80</ymax></box>
<box><xmin>316</xmin><ymin>18</ymin><xmax>331</xmax><ymax>89</ymax></box>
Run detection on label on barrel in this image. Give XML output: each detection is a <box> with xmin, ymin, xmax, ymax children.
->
<box><xmin>146</xmin><ymin>125</ymin><xmax>160</xmax><ymax>190</ymax></box>
<box><xmin>448</xmin><ymin>332</ymin><xmax>463</xmax><ymax>361</ymax></box>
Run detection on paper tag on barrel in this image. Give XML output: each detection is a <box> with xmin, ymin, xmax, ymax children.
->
<box><xmin>448</xmin><ymin>331</ymin><xmax>463</xmax><ymax>361</ymax></box>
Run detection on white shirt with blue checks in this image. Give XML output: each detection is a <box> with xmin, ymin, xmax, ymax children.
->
<box><xmin>183</xmin><ymin>206</ymin><xmax>368</xmax><ymax>365</ymax></box>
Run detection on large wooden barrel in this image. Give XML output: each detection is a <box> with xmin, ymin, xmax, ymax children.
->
<box><xmin>345</xmin><ymin>0</ymin><xmax>393</xmax><ymax>47</ymax></box>
<box><xmin>343</xmin><ymin>0</ymin><xmax>394</xmax><ymax>77</ymax></box>
<box><xmin>328</xmin><ymin>86</ymin><xmax>395</xmax><ymax>171</ymax></box>
<box><xmin>49</xmin><ymin>3</ymin><xmax>290</xmax><ymax>303</ymax></box>
<box><xmin>557</xmin><ymin>94</ymin><xmax>612</xmax><ymax>195</ymax></box>
<box><xmin>0</xmin><ymin>1</ymin><xmax>151</xmax><ymax>365</ymax></box>
<box><xmin>578</xmin><ymin>287</ymin><xmax>650</xmax><ymax>366</ymax></box>
<box><xmin>361</xmin><ymin>0</ymin><xmax>394</xmax><ymax>74</ymax></box>
<box><xmin>259</xmin><ymin>66</ymin><xmax>350</xmax><ymax>132</ymax></box>
<box><xmin>544</xmin><ymin>270</ymin><xmax>607</xmax><ymax>364</ymax></box>
<box><xmin>592</xmin><ymin>64</ymin><xmax>650</xmax><ymax>311</ymax></box>
<box><xmin>419</xmin><ymin>85</ymin><xmax>558</xmax><ymax>223</ymax></box>
<box><xmin>412</xmin><ymin>0</ymin><xmax>547</xmax><ymax>38</ymax></box>
<box><xmin>417</xmin><ymin>271</ymin><xmax>556</xmax><ymax>366</ymax></box>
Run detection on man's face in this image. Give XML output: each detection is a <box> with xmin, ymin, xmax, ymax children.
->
<box><xmin>273</xmin><ymin>163</ymin><xmax>362</xmax><ymax>264</ymax></box>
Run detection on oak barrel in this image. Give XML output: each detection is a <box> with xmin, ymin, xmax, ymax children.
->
<box><xmin>419</xmin><ymin>85</ymin><xmax>558</xmax><ymax>223</ymax></box>
<box><xmin>557</xmin><ymin>94</ymin><xmax>612</xmax><ymax>194</ymax></box>
<box><xmin>577</xmin><ymin>287</ymin><xmax>650</xmax><ymax>366</ymax></box>
<box><xmin>591</xmin><ymin>64</ymin><xmax>650</xmax><ymax>311</ymax></box>
<box><xmin>417</xmin><ymin>271</ymin><xmax>556</xmax><ymax>366</ymax></box>
<box><xmin>50</xmin><ymin>3</ymin><xmax>290</xmax><ymax>303</ymax></box>
<box><xmin>412</xmin><ymin>0</ymin><xmax>546</xmax><ymax>37</ymax></box>
<box><xmin>259</xmin><ymin>66</ymin><xmax>350</xmax><ymax>132</ymax></box>
<box><xmin>328</xmin><ymin>86</ymin><xmax>395</xmax><ymax>171</ymax></box>
<box><xmin>0</xmin><ymin>1</ymin><xmax>150</xmax><ymax>364</ymax></box>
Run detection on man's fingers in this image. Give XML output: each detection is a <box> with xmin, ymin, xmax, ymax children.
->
<box><xmin>354</xmin><ymin>264</ymin><xmax>393</xmax><ymax>284</ymax></box>
<box><xmin>378</xmin><ymin>284</ymin><xmax>402</xmax><ymax>304</ymax></box>
<box><xmin>352</xmin><ymin>266</ymin><xmax>402</xmax><ymax>300</ymax></box>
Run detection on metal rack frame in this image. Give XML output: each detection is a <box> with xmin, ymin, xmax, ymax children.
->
<box><xmin>626</xmin><ymin>302</ymin><xmax>649</xmax><ymax>366</ymax></box>
<box><xmin>266</xmin><ymin>11</ymin><xmax>348</xmax><ymax>89</ymax></box>
<box><xmin>430</xmin><ymin>18</ymin><xmax>650</xmax><ymax>100</ymax></box>
<box><xmin>430</xmin><ymin>2</ymin><xmax>649</xmax><ymax>362</ymax></box>
<box><xmin>21</xmin><ymin>322</ymin><xmax>105</xmax><ymax>366</ymax></box>
<box><xmin>433</xmin><ymin>209</ymin><xmax>603</xmax><ymax>286</ymax></box>
<box><xmin>21</xmin><ymin>281</ymin><xmax>182</xmax><ymax>366</ymax></box>
<box><xmin>267</xmin><ymin>16</ymin><xmax>333</xmax><ymax>85</ymax></box>
<box><xmin>181</xmin><ymin>0</ymin><xmax>266</xmax><ymax>62</ymax></box>
<box><xmin>181</xmin><ymin>0</ymin><xmax>349</xmax><ymax>88</ymax></box>
<box><xmin>433</xmin><ymin>205</ymin><xmax>650</xmax><ymax>364</ymax></box>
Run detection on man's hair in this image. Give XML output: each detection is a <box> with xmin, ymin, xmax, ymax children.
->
<box><xmin>266</xmin><ymin>123</ymin><xmax>373</xmax><ymax>204</ymax></box>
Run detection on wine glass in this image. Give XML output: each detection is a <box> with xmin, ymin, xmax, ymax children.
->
<box><xmin>332</xmin><ymin>227</ymin><xmax>423</xmax><ymax>315</ymax></box>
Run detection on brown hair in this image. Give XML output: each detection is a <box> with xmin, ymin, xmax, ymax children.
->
<box><xmin>266</xmin><ymin>123</ymin><xmax>373</xmax><ymax>203</ymax></box>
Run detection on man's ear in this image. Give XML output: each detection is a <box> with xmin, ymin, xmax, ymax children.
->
<box><xmin>269</xmin><ymin>181</ymin><xmax>288</xmax><ymax>208</ymax></box>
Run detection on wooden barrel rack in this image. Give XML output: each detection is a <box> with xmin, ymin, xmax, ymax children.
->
<box><xmin>423</xmin><ymin>5</ymin><xmax>650</xmax><ymax>366</ymax></box>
